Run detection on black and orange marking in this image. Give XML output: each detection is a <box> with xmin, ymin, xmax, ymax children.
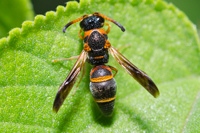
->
<box><xmin>90</xmin><ymin>65</ymin><xmax>113</xmax><ymax>82</ymax></box>
<box><xmin>54</xmin><ymin>13</ymin><xmax>125</xmax><ymax>116</ymax></box>
<box><xmin>53</xmin><ymin>12</ymin><xmax>159</xmax><ymax>117</ymax></box>
<box><xmin>90</xmin><ymin>65</ymin><xmax>117</xmax><ymax>116</ymax></box>
<box><xmin>93</xmin><ymin>95</ymin><xmax>116</xmax><ymax>103</ymax></box>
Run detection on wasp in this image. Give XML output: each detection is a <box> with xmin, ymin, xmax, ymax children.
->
<box><xmin>53</xmin><ymin>12</ymin><xmax>159</xmax><ymax>116</ymax></box>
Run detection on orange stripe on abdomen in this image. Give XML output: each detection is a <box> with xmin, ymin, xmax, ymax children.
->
<box><xmin>93</xmin><ymin>95</ymin><xmax>116</xmax><ymax>103</ymax></box>
<box><xmin>90</xmin><ymin>75</ymin><xmax>113</xmax><ymax>82</ymax></box>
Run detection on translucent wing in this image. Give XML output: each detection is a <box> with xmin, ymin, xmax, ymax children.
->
<box><xmin>53</xmin><ymin>50</ymin><xmax>87</xmax><ymax>112</ymax></box>
<box><xmin>109</xmin><ymin>46</ymin><xmax>159</xmax><ymax>98</ymax></box>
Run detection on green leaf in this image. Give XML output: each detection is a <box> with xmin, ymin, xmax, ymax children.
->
<box><xmin>0</xmin><ymin>0</ymin><xmax>200</xmax><ymax>132</ymax></box>
<box><xmin>0</xmin><ymin>0</ymin><xmax>34</xmax><ymax>38</ymax></box>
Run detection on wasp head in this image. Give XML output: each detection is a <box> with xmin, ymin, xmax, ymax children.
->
<box><xmin>80</xmin><ymin>15</ymin><xmax>105</xmax><ymax>31</ymax></box>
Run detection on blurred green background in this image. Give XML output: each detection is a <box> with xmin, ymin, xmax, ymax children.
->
<box><xmin>166</xmin><ymin>0</ymin><xmax>200</xmax><ymax>26</ymax></box>
<box><xmin>31</xmin><ymin>0</ymin><xmax>200</xmax><ymax>28</ymax></box>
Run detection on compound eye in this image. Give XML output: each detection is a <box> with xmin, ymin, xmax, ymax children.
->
<box><xmin>80</xmin><ymin>19</ymin><xmax>86</xmax><ymax>29</ymax></box>
<box><xmin>96</xmin><ymin>16</ymin><xmax>104</xmax><ymax>23</ymax></box>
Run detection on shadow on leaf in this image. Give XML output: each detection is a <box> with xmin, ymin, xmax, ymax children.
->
<box><xmin>54</xmin><ymin>66</ymin><xmax>91</xmax><ymax>132</ymax></box>
<box><xmin>91</xmin><ymin>98</ymin><xmax>116</xmax><ymax>126</ymax></box>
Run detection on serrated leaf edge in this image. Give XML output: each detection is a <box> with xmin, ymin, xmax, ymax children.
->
<box><xmin>0</xmin><ymin>0</ymin><xmax>199</xmax><ymax>50</ymax></box>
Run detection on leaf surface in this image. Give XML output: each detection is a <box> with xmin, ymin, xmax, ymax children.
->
<box><xmin>0</xmin><ymin>0</ymin><xmax>200</xmax><ymax>132</ymax></box>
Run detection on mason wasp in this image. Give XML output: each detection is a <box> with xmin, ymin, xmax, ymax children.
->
<box><xmin>53</xmin><ymin>13</ymin><xmax>159</xmax><ymax>116</ymax></box>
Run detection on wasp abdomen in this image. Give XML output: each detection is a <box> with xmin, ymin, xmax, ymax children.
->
<box><xmin>90</xmin><ymin>65</ymin><xmax>117</xmax><ymax>116</ymax></box>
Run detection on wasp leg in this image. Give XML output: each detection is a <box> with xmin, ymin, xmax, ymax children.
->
<box><xmin>117</xmin><ymin>44</ymin><xmax>131</xmax><ymax>51</ymax></box>
<box><xmin>105</xmin><ymin>22</ymin><xmax>111</xmax><ymax>34</ymax></box>
<box><xmin>108</xmin><ymin>65</ymin><xmax>118</xmax><ymax>77</ymax></box>
<box><xmin>78</xmin><ymin>29</ymin><xmax>84</xmax><ymax>40</ymax></box>
<box><xmin>52</xmin><ymin>56</ymin><xmax>79</xmax><ymax>63</ymax></box>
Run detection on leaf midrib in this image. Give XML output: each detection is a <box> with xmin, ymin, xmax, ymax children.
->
<box><xmin>181</xmin><ymin>90</ymin><xmax>200</xmax><ymax>132</ymax></box>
